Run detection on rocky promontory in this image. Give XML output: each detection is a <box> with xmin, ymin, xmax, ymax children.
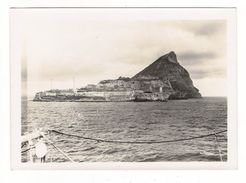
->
<box><xmin>33</xmin><ymin>51</ymin><xmax>201</xmax><ymax>102</ymax></box>
<box><xmin>133</xmin><ymin>51</ymin><xmax>201</xmax><ymax>99</ymax></box>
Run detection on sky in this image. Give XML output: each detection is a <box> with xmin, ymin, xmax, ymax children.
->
<box><xmin>11</xmin><ymin>9</ymin><xmax>227</xmax><ymax>98</ymax></box>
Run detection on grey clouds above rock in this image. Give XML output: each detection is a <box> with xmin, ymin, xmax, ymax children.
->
<box><xmin>13</xmin><ymin>10</ymin><xmax>227</xmax><ymax>96</ymax></box>
<box><xmin>179</xmin><ymin>51</ymin><xmax>217</xmax><ymax>61</ymax></box>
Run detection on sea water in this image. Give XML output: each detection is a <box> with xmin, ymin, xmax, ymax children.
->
<box><xmin>21</xmin><ymin>97</ymin><xmax>227</xmax><ymax>162</ymax></box>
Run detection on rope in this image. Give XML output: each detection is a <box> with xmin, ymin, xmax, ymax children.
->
<box><xmin>21</xmin><ymin>142</ymin><xmax>27</xmax><ymax>148</ymax></box>
<box><xmin>42</xmin><ymin>134</ymin><xmax>75</xmax><ymax>163</ymax></box>
<box><xmin>213</xmin><ymin>132</ymin><xmax>223</xmax><ymax>161</ymax></box>
<box><xmin>49</xmin><ymin>129</ymin><xmax>227</xmax><ymax>144</ymax></box>
<box><xmin>47</xmin><ymin>141</ymin><xmax>75</xmax><ymax>162</ymax></box>
<box><xmin>21</xmin><ymin>147</ymin><xmax>34</xmax><ymax>153</ymax></box>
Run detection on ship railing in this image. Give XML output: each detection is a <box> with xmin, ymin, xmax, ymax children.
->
<box><xmin>21</xmin><ymin>129</ymin><xmax>227</xmax><ymax>163</ymax></box>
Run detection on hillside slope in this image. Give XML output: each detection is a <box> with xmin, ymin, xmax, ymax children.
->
<box><xmin>132</xmin><ymin>51</ymin><xmax>201</xmax><ymax>99</ymax></box>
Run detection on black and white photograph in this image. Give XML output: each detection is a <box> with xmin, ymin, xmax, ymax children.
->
<box><xmin>10</xmin><ymin>8</ymin><xmax>237</xmax><ymax>169</ymax></box>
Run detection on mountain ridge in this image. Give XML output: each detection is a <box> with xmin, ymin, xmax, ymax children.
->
<box><xmin>132</xmin><ymin>51</ymin><xmax>201</xmax><ymax>99</ymax></box>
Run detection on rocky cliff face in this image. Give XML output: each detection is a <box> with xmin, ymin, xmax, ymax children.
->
<box><xmin>132</xmin><ymin>51</ymin><xmax>201</xmax><ymax>99</ymax></box>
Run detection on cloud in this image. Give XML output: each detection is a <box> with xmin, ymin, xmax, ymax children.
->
<box><xmin>178</xmin><ymin>51</ymin><xmax>218</xmax><ymax>66</ymax></box>
<box><xmin>179</xmin><ymin>51</ymin><xmax>217</xmax><ymax>60</ymax></box>
<box><xmin>170</xmin><ymin>20</ymin><xmax>225</xmax><ymax>37</ymax></box>
<box><xmin>193</xmin><ymin>22</ymin><xmax>223</xmax><ymax>36</ymax></box>
<box><xmin>189</xmin><ymin>68</ymin><xmax>226</xmax><ymax>79</ymax></box>
<box><xmin>12</xmin><ymin>10</ymin><xmax>227</xmax><ymax>97</ymax></box>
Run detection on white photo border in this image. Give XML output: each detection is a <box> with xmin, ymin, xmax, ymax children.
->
<box><xmin>10</xmin><ymin>7</ymin><xmax>237</xmax><ymax>170</ymax></box>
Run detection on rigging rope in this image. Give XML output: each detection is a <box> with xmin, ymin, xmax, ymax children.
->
<box><xmin>47</xmin><ymin>140</ymin><xmax>75</xmax><ymax>162</ymax></box>
<box><xmin>48</xmin><ymin>129</ymin><xmax>227</xmax><ymax>144</ymax></box>
<box><xmin>214</xmin><ymin>131</ymin><xmax>224</xmax><ymax>161</ymax></box>
<box><xmin>21</xmin><ymin>147</ymin><xmax>33</xmax><ymax>153</ymax></box>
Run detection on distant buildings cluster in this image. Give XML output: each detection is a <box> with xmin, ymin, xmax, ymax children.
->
<box><xmin>40</xmin><ymin>76</ymin><xmax>172</xmax><ymax>97</ymax></box>
<box><xmin>34</xmin><ymin>76</ymin><xmax>173</xmax><ymax>102</ymax></box>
